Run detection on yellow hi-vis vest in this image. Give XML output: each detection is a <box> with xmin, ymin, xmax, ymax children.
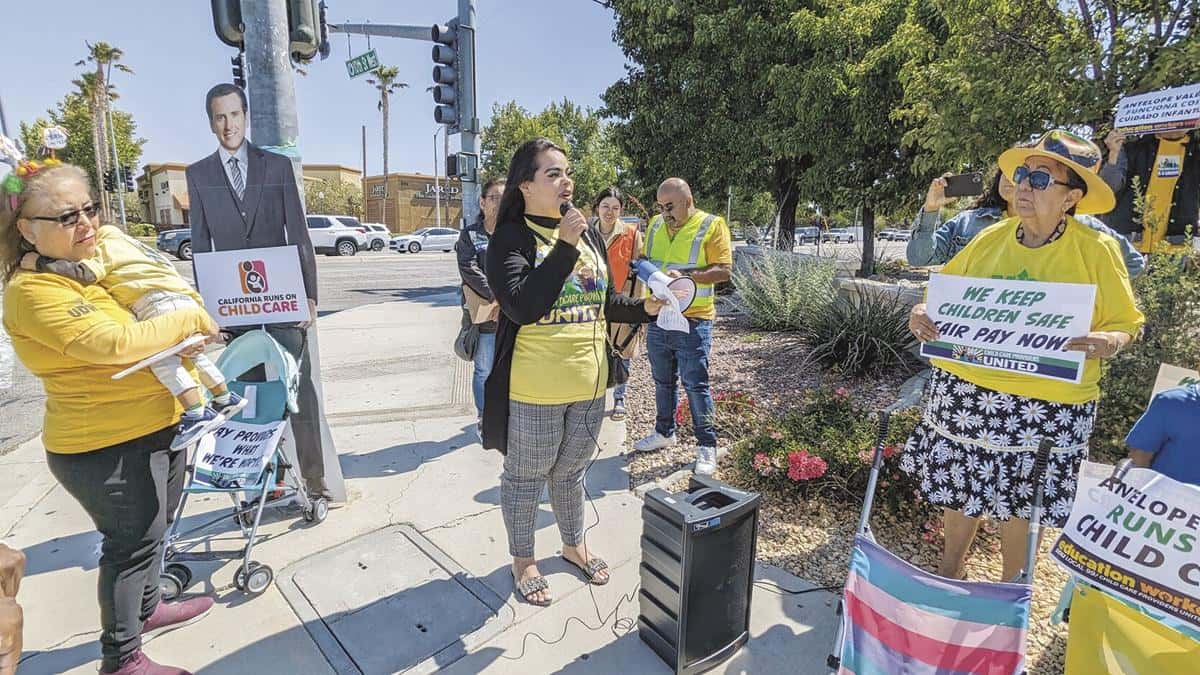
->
<box><xmin>645</xmin><ymin>210</ymin><xmax>719</xmax><ymax>314</ymax></box>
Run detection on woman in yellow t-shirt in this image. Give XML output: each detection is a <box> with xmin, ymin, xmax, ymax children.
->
<box><xmin>1</xmin><ymin>161</ymin><xmax>218</xmax><ymax>674</ymax></box>
<box><xmin>482</xmin><ymin>139</ymin><xmax>662</xmax><ymax>606</ymax></box>
<box><xmin>904</xmin><ymin>131</ymin><xmax>1145</xmax><ymax>582</ymax></box>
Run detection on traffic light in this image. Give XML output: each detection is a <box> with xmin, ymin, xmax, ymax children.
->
<box><xmin>287</xmin><ymin>0</ymin><xmax>328</xmax><ymax>62</ymax></box>
<box><xmin>231</xmin><ymin>52</ymin><xmax>246</xmax><ymax>89</ymax></box>
<box><xmin>102</xmin><ymin>169</ymin><xmax>116</xmax><ymax>193</ymax></box>
<box><xmin>211</xmin><ymin>0</ymin><xmax>243</xmax><ymax>48</ymax></box>
<box><xmin>123</xmin><ymin>166</ymin><xmax>135</xmax><ymax>192</ymax></box>
<box><xmin>431</xmin><ymin>22</ymin><xmax>460</xmax><ymax>129</ymax></box>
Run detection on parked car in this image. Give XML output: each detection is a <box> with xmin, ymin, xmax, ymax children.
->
<box><xmin>390</xmin><ymin>227</ymin><xmax>459</xmax><ymax>253</ymax></box>
<box><xmin>306</xmin><ymin>215</ymin><xmax>370</xmax><ymax>256</ymax></box>
<box><xmin>157</xmin><ymin>228</ymin><xmax>192</xmax><ymax>260</ymax></box>
<box><xmin>795</xmin><ymin>226</ymin><xmax>821</xmax><ymax>244</ymax></box>
<box><xmin>889</xmin><ymin>230</ymin><xmax>912</xmax><ymax>241</ymax></box>
<box><xmin>362</xmin><ymin>223</ymin><xmax>391</xmax><ymax>251</ymax></box>
<box><xmin>822</xmin><ymin>228</ymin><xmax>857</xmax><ymax>243</ymax></box>
<box><xmin>877</xmin><ymin>229</ymin><xmax>899</xmax><ymax>241</ymax></box>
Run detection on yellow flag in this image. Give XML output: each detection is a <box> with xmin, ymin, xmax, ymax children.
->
<box><xmin>1066</xmin><ymin>585</ymin><xmax>1200</xmax><ymax>674</ymax></box>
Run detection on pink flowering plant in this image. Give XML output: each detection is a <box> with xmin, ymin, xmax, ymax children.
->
<box><xmin>731</xmin><ymin>386</ymin><xmax>923</xmax><ymax>507</ymax></box>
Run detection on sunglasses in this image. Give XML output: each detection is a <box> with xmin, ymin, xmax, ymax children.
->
<box><xmin>1012</xmin><ymin>166</ymin><xmax>1083</xmax><ymax>192</ymax></box>
<box><xmin>28</xmin><ymin>203</ymin><xmax>99</xmax><ymax>227</ymax></box>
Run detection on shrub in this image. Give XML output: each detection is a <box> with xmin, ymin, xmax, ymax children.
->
<box><xmin>127</xmin><ymin>222</ymin><xmax>157</xmax><ymax>237</ymax></box>
<box><xmin>1093</xmin><ymin>248</ymin><xmax>1200</xmax><ymax>461</ymax></box>
<box><xmin>733</xmin><ymin>250</ymin><xmax>836</xmax><ymax>331</ymax></box>
<box><xmin>803</xmin><ymin>288</ymin><xmax>918</xmax><ymax>375</ymax></box>
<box><xmin>676</xmin><ymin>390</ymin><xmax>760</xmax><ymax>440</ymax></box>
<box><xmin>730</xmin><ymin>386</ymin><xmax>924</xmax><ymax>510</ymax></box>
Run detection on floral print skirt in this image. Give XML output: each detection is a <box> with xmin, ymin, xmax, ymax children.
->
<box><xmin>898</xmin><ymin>368</ymin><xmax>1094</xmax><ymax>528</ymax></box>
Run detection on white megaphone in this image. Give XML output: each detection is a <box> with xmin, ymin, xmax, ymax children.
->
<box><xmin>634</xmin><ymin>258</ymin><xmax>697</xmax><ymax>311</ymax></box>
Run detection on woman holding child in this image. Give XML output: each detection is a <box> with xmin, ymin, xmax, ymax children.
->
<box><xmin>1</xmin><ymin>160</ymin><xmax>217</xmax><ymax>675</ymax></box>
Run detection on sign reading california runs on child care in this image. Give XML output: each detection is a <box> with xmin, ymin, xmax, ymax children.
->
<box><xmin>921</xmin><ymin>274</ymin><xmax>1096</xmax><ymax>383</ymax></box>
<box><xmin>194</xmin><ymin>245</ymin><xmax>311</xmax><ymax>327</ymax></box>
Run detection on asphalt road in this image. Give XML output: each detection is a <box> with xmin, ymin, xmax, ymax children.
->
<box><xmin>0</xmin><ymin>250</ymin><xmax>461</xmax><ymax>455</ymax></box>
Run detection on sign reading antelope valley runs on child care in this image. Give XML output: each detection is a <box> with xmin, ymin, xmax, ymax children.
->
<box><xmin>1115</xmin><ymin>82</ymin><xmax>1200</xmax><ymax>136</ymax></box>
<box><xmin>921</xmin><ymin>274</ymin><xmax>1096</xmax><ymax>383</ymax></box>
<box><xmin>1052</xmin><ymin>461</ymin><xmax>1200</xmax><ymax>632</ymax></box>
<box><xmin>194</xmin><ymin>245</ymin><xmax>310</xmax><ymax>328</ymax></box>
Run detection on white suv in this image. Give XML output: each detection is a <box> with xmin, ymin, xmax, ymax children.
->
<box><xmin>306</xmin><ymin>215</ymin><xmax>370</xmax><ymax>256</ymax></box>
<box><xmin>362</xmin><ymin>223</ymin><xmax>391</xmax><ymax>251</ymax></box>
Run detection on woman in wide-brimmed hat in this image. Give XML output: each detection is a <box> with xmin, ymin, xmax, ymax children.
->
<box><xmin>902</xmin><ymin>129</ymin><xmax>1146</xmax><ymax>582</ymax></box>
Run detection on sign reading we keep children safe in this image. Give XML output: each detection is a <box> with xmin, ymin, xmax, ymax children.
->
<box><xmin>194</xmin><ymin>245</ymin><xmax>310</xmax><ymax>328</ymax></box>
<box><xmin>921</xmin><ymin>274</ymin><xmax>1096</xmax><ymax>383</ymax></box>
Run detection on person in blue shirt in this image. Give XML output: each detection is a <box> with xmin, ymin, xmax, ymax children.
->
<box><xmin>1125</xmin><ymin>382</ymin><xmax>1200</xmax><ymax>486</ymax></box>
<box><xmin>907</xmin><ymin>161</ymin><xmax>1145</xmax><ymax>277</ymax></box>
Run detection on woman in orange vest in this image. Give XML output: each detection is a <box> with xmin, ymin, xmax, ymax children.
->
<box><xmin>593</xmin><ymin>186</ymin><xmax>643</xmax><ymax>420</ymax></box>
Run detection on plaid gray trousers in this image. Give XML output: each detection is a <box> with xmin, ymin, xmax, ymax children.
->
<box><xmin>501</xmin><ymin>397</ymin><xmax>604</xmax><ymax>558</ymax></box>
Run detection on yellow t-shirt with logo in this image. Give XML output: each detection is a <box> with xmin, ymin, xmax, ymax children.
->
<box><xmin>510</xmin><ymin>221</ymin><xmax>609</xmax><ymax>405</ymax></box>
<box><xmin>1140</xmin><ymin>138</ymin><xmax>1187</xmax><ymax>253</ymax></box>
<box><xmin>84</xmin><ymin>225</ymin><xmax>201</xmax><ymax>308</ymax></box>
<box><xmin>2</xmin><ymin>272</ymin><xmax>212</xmax><ymax>454</ymax></box>
<box><xmin>933</xmin><ymin>217</ymin><xmax>1145</xmax><ymax>404</ymax></box>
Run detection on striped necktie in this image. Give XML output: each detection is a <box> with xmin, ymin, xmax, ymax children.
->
<box><xmin>228</xmin><ymin>156</ymin><xmax>245</xmax><ymax>201</ymax></box>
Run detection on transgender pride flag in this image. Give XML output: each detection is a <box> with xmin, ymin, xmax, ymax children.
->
<box><xmin>837</xmin><ymin>536</ymin><xmax>1033</xmax><ymax>675</ymax></box>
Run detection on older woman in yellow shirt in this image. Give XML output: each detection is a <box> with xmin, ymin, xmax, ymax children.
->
<box><xmin>1</xmin><ymin>161</ymin><xmax>218</xmax><ymax>675</ymax></box>
<box><xmin>904</xmin><ymin>131</ymin><xmax>1145</xmax><ymax>583</ymax></box>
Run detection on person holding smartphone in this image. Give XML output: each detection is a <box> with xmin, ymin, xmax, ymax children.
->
<box><xmin>908</xmin><ymin>156</ymin><xmax>1143</xmax><ymax>277</ymax></box>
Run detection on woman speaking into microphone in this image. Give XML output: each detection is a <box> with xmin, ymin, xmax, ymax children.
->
<box><xmin>482</xmin><ymin>139</ymin><xmax>663</xmax><ymax>606</ymax></box>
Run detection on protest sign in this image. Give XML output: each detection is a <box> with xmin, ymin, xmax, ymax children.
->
<box><xmin>193</xmin><ymin>420</ymin><xmax>285</xmax><ymax>489</ymax></box>
<box><xmin>1151</xmin><ymin>363</ymin><xmax>1200</xmax><ymax>400</ymax></box>
<box><xmin>1115</xmin><ymin>83</ymin><xmax>1200</xmax><ymax>136</ymax></box>
<box><xmin>193</xmin><ymin>245</ymin><xmax>310</xmax><ymax>328</ymax></box>
<box><xmin>920</xmin><ymin>274</ymin><xmax>1096</xmax><ymax>383</ymax></box>
<box><xmin>1051</xmin><ymin>461</ymin><xmax>1200</xmax><ymax>632</ymax></box>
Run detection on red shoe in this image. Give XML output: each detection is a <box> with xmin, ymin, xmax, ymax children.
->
<box><xmin>141</xmin><ymin>596</ymin><xmax>214</xmax><ymax>640</ymax></box>
<box><xmin>105</xmin><ymin>650</ymin><xmax>191</xmax><ymax>675</ymax></box>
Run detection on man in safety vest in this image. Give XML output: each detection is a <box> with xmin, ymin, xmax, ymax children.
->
<box><xmin>631</xmin><ymin>178</ymin><xmax>733</xmax><ymax>475</ymax></box>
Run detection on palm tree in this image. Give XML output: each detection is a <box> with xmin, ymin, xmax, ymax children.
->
<box><xmin>366</xmin><ymin>66</ymin><xmax>407</xmax><ymax>227</ymax></box>
<box><xmin>76</xmin><ymin>41</ymin><xmax>133</xmax><ymax>223</ymax></box>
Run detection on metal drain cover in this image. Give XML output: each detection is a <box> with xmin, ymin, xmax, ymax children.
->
<box><xmin>279</xmin><ymin>525</ymin><xmax>513</xmax><ymax>674</ymax></box>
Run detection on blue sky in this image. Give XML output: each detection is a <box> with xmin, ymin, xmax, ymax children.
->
<box><xmin>3</xmin><ymin>1</ymin><xmax>629</xmax><ymax>176</ymax></box>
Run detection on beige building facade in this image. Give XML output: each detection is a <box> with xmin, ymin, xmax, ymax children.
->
<box><xmin>363</xmin><ymin>173</ymin><xmax>464</xmax><ymax>234</ymax></box>
<box><xmin>136</xmin><ymin>162</ymin><xmax>364</xmax><ymax>230</ymax></box>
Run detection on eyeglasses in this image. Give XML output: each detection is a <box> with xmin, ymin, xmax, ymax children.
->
<box><xmin>654</xmin><ymin>202</ymin><xmax>675</xmax><ymax>214</ymax></box>
<box><xmin>1012</xmin><ymin>166</ymin><xmax>1084</xmax><ymax>192</ymax></box>
<box><xmin>27</xmin><ymin>203</ymin><xmax>99</xmax><ymax>227</ymax></box>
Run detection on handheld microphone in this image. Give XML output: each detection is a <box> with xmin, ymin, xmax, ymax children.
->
<box><xmin>559</xmin><ymin>201</ymin><xmax>574</xmax><ymax>216</ymax></box>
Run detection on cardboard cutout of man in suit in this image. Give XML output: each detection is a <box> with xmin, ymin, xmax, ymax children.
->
<box><xmin>186</xmin><ymin>83</ymin><xmax>332</xmax><ymax>499</ymax></box>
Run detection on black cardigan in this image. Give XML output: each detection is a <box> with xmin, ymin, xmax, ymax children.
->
<box><xmin>481</xmin><ymin>218</ymin><xmax>652</xmax><ymax>453</ymax></box>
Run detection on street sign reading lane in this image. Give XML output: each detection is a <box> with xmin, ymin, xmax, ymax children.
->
<box><xmin>346</xmin><ymin>49</ymin><xmax>380</xmax><ymax>79</ymax></box>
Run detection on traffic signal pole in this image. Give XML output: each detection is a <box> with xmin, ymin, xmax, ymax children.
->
<box><xmin>330</xmin><ymin>0</ymin><xmax>479</xmax><ymax>228</ymax></box>
<box><xmin>242</xmin><ymin>0</ymin><xmax>305</xmax><ymax>199</ymax></box>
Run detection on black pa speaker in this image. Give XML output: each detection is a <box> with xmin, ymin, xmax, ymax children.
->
<box><xmin>638</xmin><ymin>475</ymin><xmax>761</xmax><ymax>674</ymax></box>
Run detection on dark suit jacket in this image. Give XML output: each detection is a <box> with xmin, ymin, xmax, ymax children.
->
<box><xmin>186</xmin><ymin>143</ymin><xmax>318</xmax><ymax>303</ymax></box>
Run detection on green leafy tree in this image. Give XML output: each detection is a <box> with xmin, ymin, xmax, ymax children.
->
<box><xmin>76</xmin><ymin>41</ymin><xmax>134</xmax><ymax>223</ymax></box>
<box><xmin>20</xmin><ymin>92</ymin><xmax>146</xmax><ymax>205</ymax></box>
<box><xmin>480</xmin><ymin>99</ymin><xmax>629</xmax><ymax>208</ymax></box>
<box><xmin>305</xmin><ymin>178</ymin><xmax>364</xmax><ymax>219</ymax></box>
<box><xmin>604</xmin><ymin>0</ymin><xmax>811</xmax><ymax>249</ymax></box>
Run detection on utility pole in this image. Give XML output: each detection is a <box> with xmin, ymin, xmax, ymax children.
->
<box><xmin>242</xmin><ymin>0</ymin><xmax>305</xmax><ymax>200</ymax></box>
<box><xmin>725</xmin><ymin>185</ymin><xmax>732</xmax><ymax>224</ymax></box>
<box><xmin>361</xmin><ymin>124</ymin><xmax>367</xmax><ymax>222</ymax></box>
<box><xmin>433</xmin><ymin>127</ymin><xmax>442</xmax><ymax>228</ymax></box>
<box><xmin>455</xmin><ymin>0</ymin><xmax>479</xmax><ymax>229</ymax></box>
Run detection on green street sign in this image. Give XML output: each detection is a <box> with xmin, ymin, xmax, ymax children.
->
<box><xmin>346</xmin><ymin>49</ymin><xmax>380</xmax><ymax>79</ymax></box>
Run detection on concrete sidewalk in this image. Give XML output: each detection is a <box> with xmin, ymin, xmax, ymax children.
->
<box><xmin>4</xmin><ymin>292</ymin><xmax>837</xmax><ymax>675</ymax></box>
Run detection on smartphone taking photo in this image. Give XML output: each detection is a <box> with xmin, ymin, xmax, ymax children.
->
<box><xmin>943</xmin><ymin>172</ymin><xmax>984</xmax><ymax>198</ymax></box>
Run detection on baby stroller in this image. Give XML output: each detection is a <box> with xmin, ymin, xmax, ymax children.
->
<box><xmin>158</xmin><ymin>329</ymin><xmax>329</xmax><ymax>599</ymax></box>
<box><xmin>827</xmin><ymin>413</ymin><xmax>1052</xmax><ymax>675</ymax></box>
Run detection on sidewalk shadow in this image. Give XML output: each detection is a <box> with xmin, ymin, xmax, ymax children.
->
<box><xmin>17</xmin><ymin>636</ymin><xmax>99</xmax><ymax>674</ymax></box>
<box><xmin>472</xmin><ymin>454</ymin><xmax>630</xmax><ymax>506</ymax></box>
<box><xmin>348</xmin><ymin>285</ymin><xmax>461</xmax><ymax>308</ymax></box>
<box><xmin>339</xmin><ymin>424</ymin><xmax>476</xmax><ymax>480</ymax></box>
